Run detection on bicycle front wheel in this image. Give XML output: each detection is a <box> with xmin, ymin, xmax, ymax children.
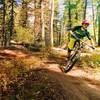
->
<box><xmin>63</xmin><ymin>53</ymin><xmax>80</xmax><ymax>73</ymax></box>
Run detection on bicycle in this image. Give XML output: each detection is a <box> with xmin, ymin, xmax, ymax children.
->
<box><xmin>59</xmin><ymin>39</ymin><xmax>95</xmax><ymax>73</ymax></box>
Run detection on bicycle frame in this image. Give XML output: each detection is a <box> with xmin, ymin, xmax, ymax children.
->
<box><xmin>60</xmin><ymin>40</ymin><xmax>94</xmax><ymax>73</ymax></box>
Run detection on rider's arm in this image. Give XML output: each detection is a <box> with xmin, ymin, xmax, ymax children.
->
<box><xmin>86</xmin><ymin>31</ymin><xmax>94</xmax><ymax>46</ymax></box>
<box><xmin>69</xmin><ymin>30</ymin><xmax>80</xmax><ymax>40</ymax></box>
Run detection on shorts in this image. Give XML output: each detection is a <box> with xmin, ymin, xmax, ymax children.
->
<box><xmin>68</xmin><ymin>37</ymin><xmax>77</xmax><ymax>51</ymax></box>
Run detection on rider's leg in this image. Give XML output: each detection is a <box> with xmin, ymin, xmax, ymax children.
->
<box><xmin>67</xmin><ymin>48</ymin><xmax>72</xmax><ymax>58</ymax></box>
<box><xmin>67</xmin><ymin>37</ymin><xmax>76</xmax><ymax>58</ymax></box>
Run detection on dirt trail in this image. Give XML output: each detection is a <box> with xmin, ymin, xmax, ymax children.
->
<box><xmin>44</xmin><ymin>62</ymin><xmax>100</xmax><ymax>100</ymax></box>
<box><xmin>0</xmin><ymin>47</ymin><xmax>100</xmax><ymax>100</ymax></box>
<box><xmin>47</xmin><ymin>69</ymin><xmax>100</xmax><ymax>100</ymax></box>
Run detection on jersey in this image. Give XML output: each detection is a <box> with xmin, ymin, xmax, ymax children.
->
<box><xmin>71</xmin><ymin>26</ymin><xmax>91</xmax><ymax>40</ymax></box>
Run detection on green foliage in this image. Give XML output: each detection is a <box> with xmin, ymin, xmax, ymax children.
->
<box><xmin>62</xmin><ymin>0</ymin><xmax>84</xmax><ymax>26</ymax></box>
<box><xmin>67</xmin><ymin>3</ymin><xmax>77</xmax><ymax>9</ymax></box>
<box><xmin>15</xmin><ymin>26</ymin><xmax>34</xmax><ymax>43</ymax></box>
<box><xmin>81</xmin><ymin>54</ymin><xmax>100</xmax><ymax>68</ymax></box>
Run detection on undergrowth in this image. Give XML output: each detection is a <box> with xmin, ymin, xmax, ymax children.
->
<box><xmin>80</xmin><ymin>53</ymin><xmax>100</xmax><ymax>68</ymax></box>
<box><xmin>0</xmin><ymin>58</ymin><xmax>66</xmax><ymax>100</ymax></box>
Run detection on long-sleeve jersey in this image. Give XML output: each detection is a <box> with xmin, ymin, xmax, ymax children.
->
<box><xmin>71</xmin><ymin>26</ymin><xmax>91</xmax><ymax>40</ymax></box>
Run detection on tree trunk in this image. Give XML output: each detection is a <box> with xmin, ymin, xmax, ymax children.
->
<box><xmin>45</xmin><ymin>0</ymin><xmax>54</xmax><ymax>49</ymax></box>
<box><xmin>10</xmin><ymin>0</ymin><xmax>14</xmax><ymax>39</ymax></box>
<box><xmin>68</xmin><ymin>0</ymin><xmax>72</xmax><ymax>29</ymax></box>
<box><xmin>83</xmin><ymin>0</ymin><xmax>87</xmax><ymax>20</ymax></box>
<box><xmin>50</xmin><ymin>0</ymin><xmax>54</xmax><ymax>47</ymax></box>
<box><xmin>98</xmin><ymin>3</ymin><xmax>100</xmax><ymax>46</ymax></box>
<box><xmin>41</xmin><ymin>0</ymin><xmax>45</xmax><ymax>47</ymax></box>
<box><xmin>91</xmin><ymin>0</ymin><xmax>96</xmax><ymax>43</ymax></box>
<box><xmin>20</xmin><ymin>1</ymin><xmax>28</xmax><ymax>27</ymax></box>
<box><xmin>0</xmin><ymin>1</ymin><xmax>3</xmax><ymax>46</ymax></box>
<box><xmin>2</xmin><ymin>0</ymin><xmax>6</xmax><ymax>47</ymax></box>
<box><xmin>34</xmin><ymin>0</ymin><xmax>42</xmax><ymax>46</ymax></box>
<box><xmin>75</xmin><ymin>1</ymin><xmax>78</xmax><ymax>20</ymax></box>
<box><xmin>98</xmin><ymin>17</ymin><xmax>100</xmax><ymax>46</ymax></box>
<box><xmin>6</xmin><ymin>0</ymin><xmax>14</xmax><ymax>46</ymax></box>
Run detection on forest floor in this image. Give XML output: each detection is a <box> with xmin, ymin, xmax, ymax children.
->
<box><xmin>0</xmin><ymin>45</ymin><xmax>100</xmax><ymax>100</ymax></box>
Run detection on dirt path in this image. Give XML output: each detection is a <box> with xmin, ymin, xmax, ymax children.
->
<box><xmin>45</xmin><ymin>60</ymin><xmax>100</xmax><ymax>81</ymax></box>
<box><xmin>0</xmin><ymin>47</ymin><xmax>100</xmax><ymax>100</ymax></box>
<box><xmin>43</xmin><ymin>62</ymin><xmax>100</xmax><ymax>100</ymax></box>
<box><xmin>46</xmin><ymin>69</ymin><xmax>100</xmax><ymax>100</ymax></box>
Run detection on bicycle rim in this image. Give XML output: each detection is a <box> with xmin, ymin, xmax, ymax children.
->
<box><xmin>64</xmin><ymin>53</ymin><xmax>80</xmax><ymax>73</ymax></box>
<box><xmin>62</xmin><ymin>41</ymin><xmax>80</xmax><ymax>73</ymax></box>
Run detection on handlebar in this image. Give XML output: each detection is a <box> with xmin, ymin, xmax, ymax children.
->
<box><xmin>80</xmin><ymin>40</ymin><xmax>95</xmax><ymax>50</ymax></box>
<box><xmin>69</xmin><ymin>31</ymin><xmax>95</xmax><ymax>50</ymax></box>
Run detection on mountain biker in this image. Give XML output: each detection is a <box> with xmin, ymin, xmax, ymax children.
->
<box><xmin>67</xmin><ymin>20</ymin><xmax>94</xmax><ymax>58</ymax></box>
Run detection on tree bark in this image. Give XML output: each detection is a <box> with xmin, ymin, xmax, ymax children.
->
<box><xmin>83</xmin><ymin>0</ymin><xmax>87</xmax><ymax>20</ymax></box>
<box><xmin>91</xmin><ymin>0</ymin><xmax>96</xmax><ymax>42</ymax></box>
<box><xmin>50</xmin><ymin>0</ymin><xmax>54</xmax><ymax>47</ymax></box>
<box><xmin>20</xmin><ymin>1</ymin><xmax>28</xmax><ymax>27</ymax></box>
<box><xmin>68</xmin><ymin>0</ymin><xmax>72</xmax><ymax>29</ymax></box>
<box><xmin>41</xmin><ymin>0</ymin><xmax>45</xmax><ymax>47</ymax></box>
<box><xmin>7</xmin><ymin>0</ymin><xmax>14</xmax><ymax>46</ymax></box>
<box><xmin>45</xmin><ymin>0</ymin><xmax>54</xmax><ymax>49</ymax></box>
<box><xmin>2</xmin><ymin>0</ymin><xmax>6</xmax><ymax>47</ymax></box>
<box><xmin>34</xmin><ymin>0</ymin><xmax>42</xmax><ymax>46</ymax></box>
<box><xmin>98</xmin><ymin>3</ymin><xmax>100</xmax><ymax>46</ymax></box>
<box><xmin>75</xmin><ymin>1</ymin><xmax>78</xmax><ymax>20</ymax></box>
<box><xmin>10</xmin><ymin>0</ymin><xmax>14</xmax><ymax>38</ymax></box>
